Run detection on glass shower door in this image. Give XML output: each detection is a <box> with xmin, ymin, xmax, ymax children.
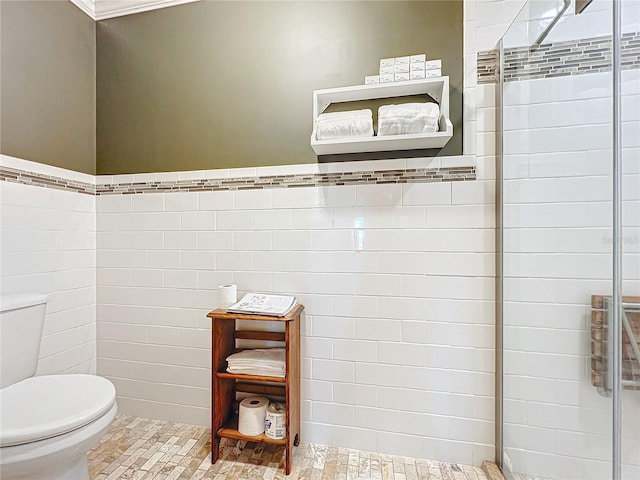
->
<box><xmin>499</xmin><ymin>0</ymin><xmax>639</xmax><ymax>478</ymax></box>
<box><xmin>619</xmin><ymin>0</ymin><xmax>640</xmax><ymax>477</ymax></box>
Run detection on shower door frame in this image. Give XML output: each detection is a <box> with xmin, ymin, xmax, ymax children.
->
<box><xmin>494</xmin><ymin>36</ymin><xmax>504</xmax><ymax>474</ymax></box>
<box><xmin>495</xmin><ymin>2</ymin><xmax>625</xmax><ymax>479</ymax></box>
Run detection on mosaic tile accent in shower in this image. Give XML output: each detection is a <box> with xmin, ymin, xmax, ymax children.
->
<box><xmin>0</xmin><ymin>165</ymin><xmax>96</xmax><ymax>195</ymax></box>
<box><xmin>477</xmin><ymin>49</ymin><xmax>499</xmax><ymax>84</ymax></box>
<box><xmin>1</xmin><ymin>164</ymin><xmax>476</xmax><ymax>196</ymax></box>
<box><xmin>477</xmin><ymin>31</ymin><xmax>640</xmax><ymax>84</ymax></box>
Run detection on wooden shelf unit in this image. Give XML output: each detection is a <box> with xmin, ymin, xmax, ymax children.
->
<box><xmin>207</xmin><ymin>305</ymin><xmax>303</xmax><ymax>475</ymax></box>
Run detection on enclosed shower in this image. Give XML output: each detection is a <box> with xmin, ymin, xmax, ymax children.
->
<box><xmin>496</xmin><ymin>0</ymin><xmax>639</xmax><ymax>479</ymax></box>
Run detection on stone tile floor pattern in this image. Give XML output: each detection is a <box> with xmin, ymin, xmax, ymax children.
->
<box><xmin>509</xmin><ymin>475</ymin><xmax>550</xmax><ymax>480</ymax></box>
<box><xmin>89</xmin><ymin>415</ymin><xmax>504</xmax><ymax>480</ymax></box>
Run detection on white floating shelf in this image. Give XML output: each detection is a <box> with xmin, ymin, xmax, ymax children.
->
<box><xmin>310</xmin><ymin>77</ymin><xmax>453</xmax><ymax>156</ymax></box>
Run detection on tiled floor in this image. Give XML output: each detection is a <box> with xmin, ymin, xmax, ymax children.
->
<box><xmin>89</xmin><ymin>415</ymin><xmax>504</xmax><ymax>480</ymax></box>
<box><xmin>509</xmin><ymin>475</ymin><xmax>550</xmax><ymax>480</ymax></box>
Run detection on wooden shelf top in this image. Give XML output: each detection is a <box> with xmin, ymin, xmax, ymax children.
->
<box><xmin>215</xmin><ymin>371</ymin><xmax>287</xmax><ymax>383</ymax></box>
<box><xmin>207</xmin><ymin>304</ymin><xmax>304</xmax><ymax>322</ymax></box>
<box><xmin>218</xmin><ymin>416</ymin><xmax>286</xmax><ymax>445</ymax></box>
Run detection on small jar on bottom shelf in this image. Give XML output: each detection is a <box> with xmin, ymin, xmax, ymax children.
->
<box><xmin>264</xmin><ymin>402</ymin><xmax>286</xmax><ymax>440</ymax></box>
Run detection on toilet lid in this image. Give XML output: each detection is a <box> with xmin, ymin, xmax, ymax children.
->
<box><xmin>0</xmin><ymin>374</ymin><xmax>116</xmax><ymax>447</ymax></box>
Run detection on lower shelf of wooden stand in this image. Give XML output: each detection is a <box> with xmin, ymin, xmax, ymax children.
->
<box><xmin>216</xmin><ymin>371</ymin><xmax>286</xmax><ymax>383</ymax></box>
<box><xmin>217</xmin><ymin>415</ymin><xmax>287</xmax><ymax>445</ymax></box>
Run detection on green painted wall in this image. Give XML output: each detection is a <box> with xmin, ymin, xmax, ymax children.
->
<box><xmin>1</xmin><ymin>1</ymin><xmax>96</xmax><ymax>175</ymax></box>
<box><xmin>96</xmin><ymin>1</ymin><xmax>463</xmax><ymax>175</ymax></box>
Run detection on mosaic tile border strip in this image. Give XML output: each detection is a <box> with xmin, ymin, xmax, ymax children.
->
<box><xmin>0</xmin><ymin>166</ymin><xmax>96</xmax><ymax>195</ymax></box>
<box><xmin>477</xmin><ymin>50</ymin><xmax>499</xmax><ymax>84</ymax></box>
<box><xmin>478</xmin><ymin>31</ymin><xmax>640</xmax><ymax>84</ymax></box>
<box><xmin>1</xmin><ymin>164</ymin><xmax>476</xmax><ymax>196</ymax></box>
<box><xmin>96</xmin><ymin>167</ymin><xmax>476</xmax><ymax>195</ymax></box>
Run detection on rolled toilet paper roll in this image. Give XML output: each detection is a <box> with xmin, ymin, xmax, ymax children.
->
<box><xmin>216</xmin><ymin>284</ymin><xmax>237</xmax><ymax>309</ymax></box>
<box><xmin>238</xmin><ymin>396</ymin><xmax>269</xmax><ymax>436</ymax></box>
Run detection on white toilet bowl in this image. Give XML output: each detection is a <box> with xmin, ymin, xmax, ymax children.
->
<box><xmin>0</xmin><ymin>294</ymin><xmax>118</xmax><ymax>480</ymax></box>
<box><xmin>0</xmin><ymin>374</ymin><xmax>118</xmax><ymax>480</ymax></box>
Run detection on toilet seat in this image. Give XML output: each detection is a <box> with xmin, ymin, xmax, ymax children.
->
<box><xmin>0</xmin><ymin>374</ymin><xmax>116</xmax><ymax>447</ymax></box>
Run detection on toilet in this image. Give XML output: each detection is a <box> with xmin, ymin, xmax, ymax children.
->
<box><xmin>0</xmin><ymin>294</ymin><xmax>118</xmax><ymax>480</ymax></box>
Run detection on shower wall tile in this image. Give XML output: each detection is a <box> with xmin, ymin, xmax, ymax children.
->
<box><xmin>502</xmin><ymin>67</ymin><xmax>640</xmax><ymax>478</ymax></box>
<box><xmin>476</xmin><ymin>83</ymin><xmax>497</xmax><ymax>109</ymax></box>
<box><xmin>464</xmin><ymin>118</ymin><xmax>478</xmax><ymax>155</ymax></box>
<box><xmin>476</xmin><ymin>106</ymin><xmax>496</xmax><ymax>132</ymax></box>
<box><xmin>468</xmin><ymin>1</ymin><xmax>639</xmax><ymax>474</ymax></box>
<box><xmin>476</xmin><ymin>156</ymin><xmax>497</xmax><ymax>182</ymax></box>
<box><xmin>623</xmin><ymin>121</ymin><xmax>640</xmax><ymax>149</ymax></box>
<box><xmin>527</xmin><ymin>150</ymin><xmax>613</xmax><ymax>178</ymax></box>
<box><xmin>504</xmin><ymin>176</ymin><xmax>613</xmax><ymax>204</ymax></box>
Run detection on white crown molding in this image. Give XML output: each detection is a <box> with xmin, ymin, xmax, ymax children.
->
<box><xmin>69</xmin><ymin>0</ymin><xmax>199</xmax><ymax>21</ymax></box>
<box><xmin>70</xmin><ymin>0</ymin><xmax>97</xmax><ymax>19</ymax></box>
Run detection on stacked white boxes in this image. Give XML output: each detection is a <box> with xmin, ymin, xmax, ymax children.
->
<box><xmin>365</xmin><ymin>54</ymin><xmax>442</xmax><ymax>84</ymax></box>
<box><xmin>410</xmin><ymin>55</ymin><xmax>426</xmax><ymax>80</ymax></box>
<box><xmin>424</xmin><ymin>59</ymin><xmax>442</xmax><ymax>78</ymax></box>
<box><xmin>394</xmin><ymin>56</ymin><xmax>410</xmax><ymax>82</ymax></box>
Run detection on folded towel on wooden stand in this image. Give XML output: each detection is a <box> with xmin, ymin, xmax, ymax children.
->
<box><xmin>226</xmin><ymin>348</ymin><xmax>286</xmax><ymax>377</ymax></box>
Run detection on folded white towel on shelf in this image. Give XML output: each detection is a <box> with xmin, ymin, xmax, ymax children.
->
<box><xmin>377</xmin><ymin>102</ymin><xmax>440</xmax><ymax>136</ymax></box>
<box><xmin>227</xmin><ymin>348</ymin><xmax>285</xmax><ymax>363</ymax></box>
<box><xmin>226</xmin><ymin>348</ymin><xmax>286</xmax><ymax>377</ymax></box>
<box><xmin>316</xmin><ymin>109</ymin><xmax>374</xmax><ymax>140</ymax></box>
<box><xmin>227</xmin><ymin>368</ymin><xmax>285</xmax><ymax>378</ymax></box>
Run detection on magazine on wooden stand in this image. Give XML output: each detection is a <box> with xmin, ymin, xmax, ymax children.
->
<box><xmin>226</xmin><ymin>293</ymin><xmax>298</xmax><ymax>317</ymax></box>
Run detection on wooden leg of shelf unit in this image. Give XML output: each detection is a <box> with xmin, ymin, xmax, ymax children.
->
<box><xmin>285</xmin><ymin>439</ymin><xmax>292</xmax><ymax>475</ymax></box>
<box><xmin>211</xmin><ymin>435</ymin><xmax>220</xmax><ymax>464</ymax></box>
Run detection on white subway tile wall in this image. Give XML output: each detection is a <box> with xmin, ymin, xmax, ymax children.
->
<box><xmin>94</xmin><ymin>169</ymin><xmax>495</xmax><ymax>463</ymax></box>
<box><xmin>3</xmin><ymin>1</ymin><xmax>639</xmax><ymax>476</ymax></box>
<box><xmin>502</xmin><ymin>63</ymin><xmax>640</xmax><ymax>480</ymax></box>
<box><xmin>0</xmin><ymin>172</ymin><xmax>97</xmax><ymax>376</ymax></box>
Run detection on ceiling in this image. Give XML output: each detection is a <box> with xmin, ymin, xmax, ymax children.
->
<box><xmin>69</xmin><ymin>0</ymin><xmax>199</xmax><ymax>21</ymax></box>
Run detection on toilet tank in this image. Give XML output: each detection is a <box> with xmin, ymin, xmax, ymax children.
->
<box><xmin>0</xmin><ymin>294</ymin><xmax>48</xmax><ymax>388</ymax></box>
